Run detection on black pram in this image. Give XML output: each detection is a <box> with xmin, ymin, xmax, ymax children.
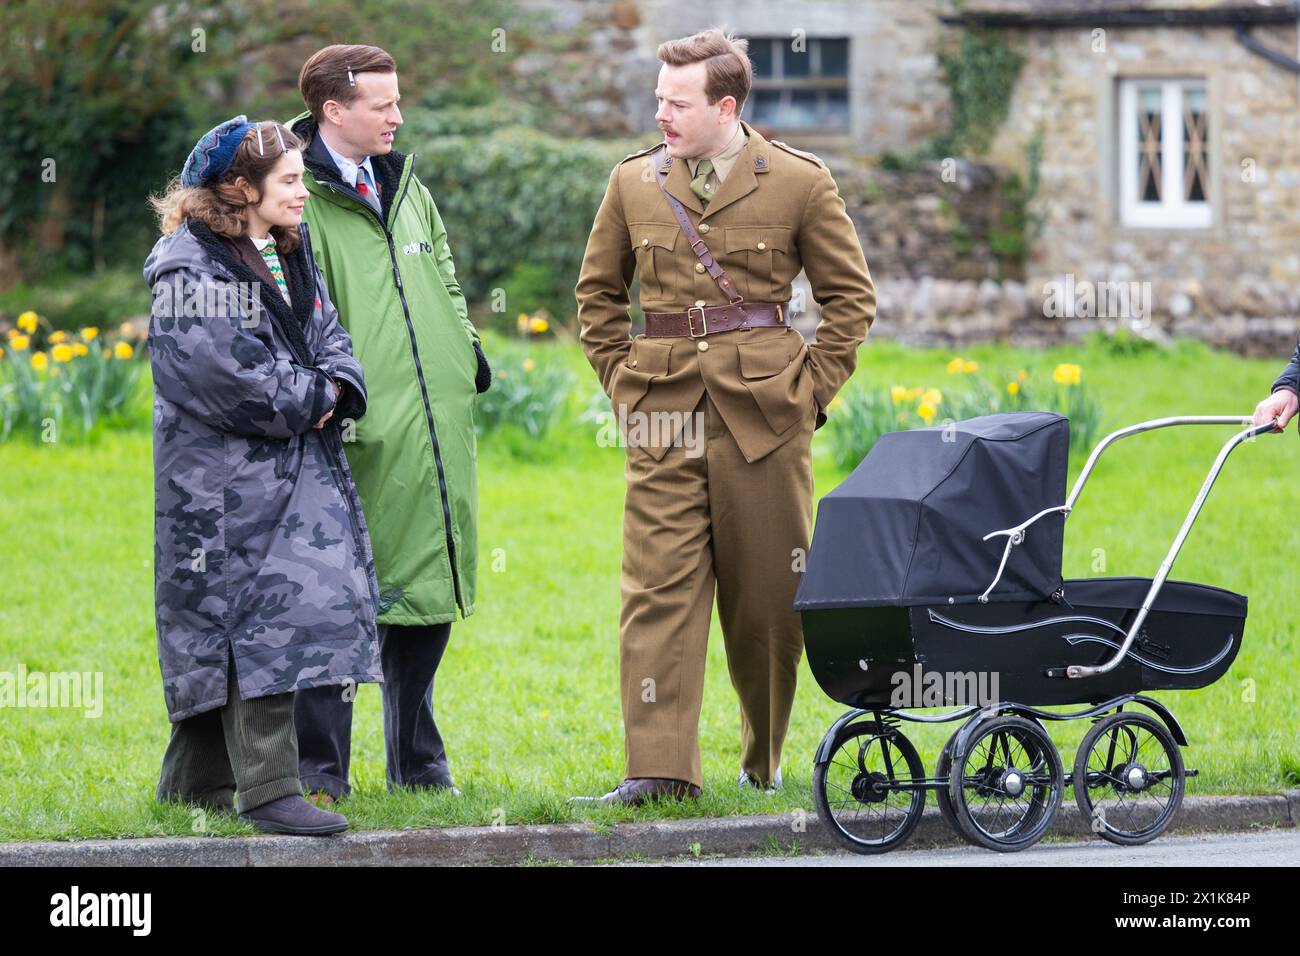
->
<box><xmin>796</xmin><ymin>411</ymin><xmax>1270</xmax><ymax>853</ymax></box>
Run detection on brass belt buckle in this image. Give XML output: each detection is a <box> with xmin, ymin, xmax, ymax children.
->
<box><xmin>686</xmin><ymin>305</ymin><xmax>708</xmax><ymax>339</ymax></box>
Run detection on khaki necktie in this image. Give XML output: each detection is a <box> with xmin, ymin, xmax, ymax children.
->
<box><xmin>690</xmin><ymin>159</ymin><xmax>714</xmax><ymax>207</ymax></box>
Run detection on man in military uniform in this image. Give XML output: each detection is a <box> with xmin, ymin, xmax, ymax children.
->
<box><xmin>573</xmin><ymin>28</ymin><xmax>876</xmax><ymax>805</ymax></box>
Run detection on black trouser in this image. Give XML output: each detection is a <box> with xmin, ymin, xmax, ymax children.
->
<box><xmin>294</xmin><ymin>622</ymin><xmax>453</xmax><ymax>799</ymax></box>
<box><xmin>156</xmin><ymin>651</ymin><xmax>303</xmax><ymax>814</ymax></box>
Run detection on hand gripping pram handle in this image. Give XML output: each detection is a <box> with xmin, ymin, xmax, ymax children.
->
<box><xmin>979</xmin><ymin>415</ymin><xmax>1278</xmax><ymax>678</ymax></box>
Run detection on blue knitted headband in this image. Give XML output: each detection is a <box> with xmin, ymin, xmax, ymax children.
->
<box><xmin>180</xmin><ymin>115</ymin><xmax>255</xmax><ymax>187</ymax></box>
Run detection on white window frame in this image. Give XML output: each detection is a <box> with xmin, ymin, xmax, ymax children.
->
<box><xmin>1118</xmin><ymin>78</ymin><xmax>1211</xmax><ymax>229</ymax></box>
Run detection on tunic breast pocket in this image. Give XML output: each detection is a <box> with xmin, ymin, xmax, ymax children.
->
<box><xmin>723</xmin><ymin>226</ymin><xmax>791</xmax><ymax>301</ymax></box>
<box><xmin>630</xmin><ymin>223</ymin><xmax>679</xmax><ymax>305</ymax></box>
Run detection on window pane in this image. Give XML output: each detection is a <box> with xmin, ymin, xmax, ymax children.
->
<box><xmin>823</xmin><ymin>88</ymin><xmax>850</xmax><ymax>127</ymax></box>
<box><xmin>749</xmin><ymin>39</ymin><xmax>773</xmax><ymax>79</ymax></box>
<box><xmin>819</xmin><ymin>38</ymin><xmax>849</xmax><ymax>77</ymax></box>
<box><xmin>1137</xmin><ymin>86</ymin><xmax>1162</xmax><ymax>202</ymax></box>
<box><xmin>790</xmin><ymin>89</ymin><xmax>818</xmax><ymax>124</ymax></box>
<box><xmin>1183</xmin><ymin>87</ymin><xmax>1208</xmax><ymax>203</ymax></box>
<box><xmin>748</xmin><ymin>88</ymin><xmax>782</xmax><ymax>125</ymax></box>
<box><xmin>784</xmin><ymin>40</ymin><xmax>811</xmax><ymax>78</ymax></box>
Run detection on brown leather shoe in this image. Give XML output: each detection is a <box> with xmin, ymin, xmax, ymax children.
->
<box><xmin>569</xmin><ymin>777</ymin><xmax>701</xmax><ymax>807</ymax></box>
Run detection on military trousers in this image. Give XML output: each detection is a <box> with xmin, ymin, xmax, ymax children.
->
<box><xmin>156</xmin><ymin>649</ymin><xmax>303</xmax><ymax>814</ymax></box>
<box><xmin>619</xmin><ymin>389</ymin><xmax>814</xmax><ymax>789</ymax></box>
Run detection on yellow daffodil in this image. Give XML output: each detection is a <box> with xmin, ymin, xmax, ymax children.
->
<box><xmin>946</xmin><ymin>356</ymin><xmax>964</xmax><ymax>373</ymax></box>
<box><xmin>917</xmin><ymin>402</ymin><xmax>937</xmax><ymax>424</ymax></box>
<box><xmin>923</xmin><ymin>387</ymin><xmax>942</xmax><ymax>406</ymax></box>
<box><xmin>905</xmin><ymin>386</ymin><xmax>922</xmax><ymax>401</ymax></box>
<box><xmin>10</xmin><ymin>334</ymin><xmax>29</xmax><ymax>351</ymax></box>
<box><xmin>31</xmin><ymin>351</ymin><xmax>48</xmax><ymax>371</ymax></box>
<box><xmin>5</xmin><ymin>328</ymin><xmax>18</xmax><ymax>340</ymax></box>
<box><xmin>962</xmin><ymin>359</ymin><xmax>979</xmax><ymax>373</ymax></box>
<box><xmin>17</xmin><ymin>311</ymin><xmax>38</xmax><ymax>334</ymax></box>
<box><xmin>51</xmin><ymin>343</ymin><xmax>73</xmax><ymax>362</ymax></box>
<box><xmin>1007</xmin><ymin>381</ymin><xmax>1020</xmax><ymax>396</ymax></box>
<box><xmin>517</xmin><ymin>312</ymin><xmax>530</xmax><ymax>334</ymax></box>
<box><xmin>114</xmin><ymin>342</ymin><xmax>134</xmax><ymax>360</ymax></box>
<box><xmin>72</xmin><ymin>342</ymin><xmax>88</xmax><ymax>357</ymax></box>
<box><xmin>119</xmin><ymin>321</ymin><xmax>136</xmax><ymax>337</ymax></box>
<box><xmin>0</xmin><ymin>346</ymin><xmax>5</xmax><ymax>359</ymax></box>
<box><xmin>1052</xmin><ymin>362</ymin><xmax>1081</xmax><ymax>386</ymax></box>
<box><xmin>890</xmin><ymin>385</ymin><xmax>907</xmax><ymax>403</ymax></box>
<box><xmin>522</xmin><ymin>357</ymin><xmax>536</xmax><ymax>372</ymax></box>
<box><xmin>49</xmin><ymin>330</ymin><xmax>68</xmax><ymax>344</ymax></box>
<box><xmin>81</xmin><ymin>327</ymin><xmax>99</xmax><ymax>341</ymax></box>
<box><xmin>528</xmin><ymin>316</ymin><xmax>549</xmax><ymax>334</ymax></box>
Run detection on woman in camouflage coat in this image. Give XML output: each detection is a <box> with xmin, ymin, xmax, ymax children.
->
<box><xmin>143</xmin><ymin>117</ymin><xmax>382</xmax><ymax>833</ymax></box>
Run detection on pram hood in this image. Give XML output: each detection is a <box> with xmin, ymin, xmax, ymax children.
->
<box><xmin>795</xmin><ymin>412</ymin><xmax>1069</xmax><ymax>610</ymax></box>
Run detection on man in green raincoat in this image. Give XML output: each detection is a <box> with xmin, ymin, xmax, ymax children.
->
<box><xmin>287</xmin><ymin>44</ymin><xmax>488</xmax><ymax>801</ymax></box>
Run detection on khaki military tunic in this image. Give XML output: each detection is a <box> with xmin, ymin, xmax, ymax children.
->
<box><xmin>575</xmin><ymin>120</ymin><xmax>876</xmax><ymax>788</ymax></box>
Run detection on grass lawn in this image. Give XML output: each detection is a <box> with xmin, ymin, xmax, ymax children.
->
<box><xmin>0</xmin><ymin>333</ymin><xmax>1296</xmax><ymax>842</ymax></box>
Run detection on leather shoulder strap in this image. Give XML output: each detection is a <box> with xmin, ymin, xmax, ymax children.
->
<box><xmin>653</xmin><ymin>146</ymin><xmax>742</xmax><ymax>305</ymax></box>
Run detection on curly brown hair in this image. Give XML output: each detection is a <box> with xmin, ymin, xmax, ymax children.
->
<box><xmin>150</xmin><ymin>121</ymin><xmax>304</xmax><ymax>252</ymax></box>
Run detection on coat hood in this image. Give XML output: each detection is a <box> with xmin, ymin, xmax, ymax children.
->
<box><xmin>143</xmin><ymin>221</ymin><xmax>208</xmax><ymax>287</ymax></box>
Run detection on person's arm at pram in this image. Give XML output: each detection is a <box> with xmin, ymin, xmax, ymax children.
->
<box><xmin>1252</xmin><ymin>340</ymin><xmax>1300</xmax><ymax>431</ymax></box>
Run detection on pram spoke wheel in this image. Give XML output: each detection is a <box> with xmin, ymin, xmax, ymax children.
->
<box><xmin>948</xmin><ymin>715</ymin><xmax>1063</xmax><ymax>852</ymax></box>
<box><xmin>933</xmin><ymin>737</ymin><xmax>967</xmax><ymax>840</ymax></box>
<box><xmin>813</xmin><ymin>721</ymin><xmax>926</xmax><ymax>854</ymax></box>
<box><xmin>1073</xmin><ymin>711</ymin><xmax>1185</xmax><ymax>845</ymax></box>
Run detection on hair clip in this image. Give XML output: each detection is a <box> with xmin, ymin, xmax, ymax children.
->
<box><xmin>256</xmin><ymin>124</ymin><xmax>265</xmax><ymax>155</ymax></box>
<box><xmin>347</xmin><ymin>66</ymin><xmax>356</xmax><ymax>86</ymax></box>
<box><xmin>275</xmin><ymin>125</ymin><xmax>285</xmax><ymax>152</ymax></box>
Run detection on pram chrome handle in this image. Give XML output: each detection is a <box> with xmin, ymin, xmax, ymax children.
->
<box><xmin>1064</xmin><ymin>417</ymin><xmax>1274</xmax><ymax>678</ymax></box>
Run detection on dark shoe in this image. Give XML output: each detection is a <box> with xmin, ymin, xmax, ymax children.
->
<box><xmin>240</xmin><ymin>794</ymin><xmax>348</xmax><ymax>835</ymax></box>
<box><xmin>738</xmin><ymin>767</ymin><xmax>783</xmax><ymax>793</ymax></box>
<box><xmin>568</xmin><ymin>777</ymin><xmax>701</xmax><ymax>807</ymax></box>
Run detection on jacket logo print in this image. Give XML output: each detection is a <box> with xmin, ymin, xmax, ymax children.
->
<box><xmin>402</xmin><ymin>240</ymin><xmax>433</xmax><ymax>256</ymax></box>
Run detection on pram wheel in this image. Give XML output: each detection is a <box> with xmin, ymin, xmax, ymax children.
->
<box><xmin>948</xmin><ymin>715</ymin><xmax>1064</xmax><ymax>852</ymax></box>
<box><xmin>933</xmin><ymin>739</ymin><xmax>966</xmax><ymax>839</ymax></box>
<box><xmin>1073</xmin><ymin>711</ymin><xmax>1185</xmax><ymax>845</ymax></box>
<box><xmin>813</xmin><ymin>721</ymin><xmax>926</xmax><ymax>854</ymax></box>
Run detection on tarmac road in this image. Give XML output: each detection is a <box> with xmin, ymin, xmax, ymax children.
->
<box><xmin>625</xmin><ymin>828</ymin><xmax>1300</xmax><ymax>866</ymax></box>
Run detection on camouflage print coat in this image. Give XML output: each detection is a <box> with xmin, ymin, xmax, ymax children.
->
<box><xmin>142</xmin><ymin>217</ymin><xmax>383</xmax><ymax>721</ymax></box>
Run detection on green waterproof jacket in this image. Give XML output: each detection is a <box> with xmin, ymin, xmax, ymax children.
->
<box><xmin>289</xmin><ymin>112</ymin><xmax>479</xmax><ymax>625</ymax></box>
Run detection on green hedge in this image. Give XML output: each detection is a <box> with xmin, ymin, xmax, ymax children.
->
<box><xmin>413</xmin><ymin>123</ymin><xmax>651</xmax><ymax>323</ymax></box>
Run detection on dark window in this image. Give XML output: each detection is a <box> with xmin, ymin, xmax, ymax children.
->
<box><xmin>745</xmin><ymin>36</ymin><xmax>851</xmax><ymax>132</ymax></box>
